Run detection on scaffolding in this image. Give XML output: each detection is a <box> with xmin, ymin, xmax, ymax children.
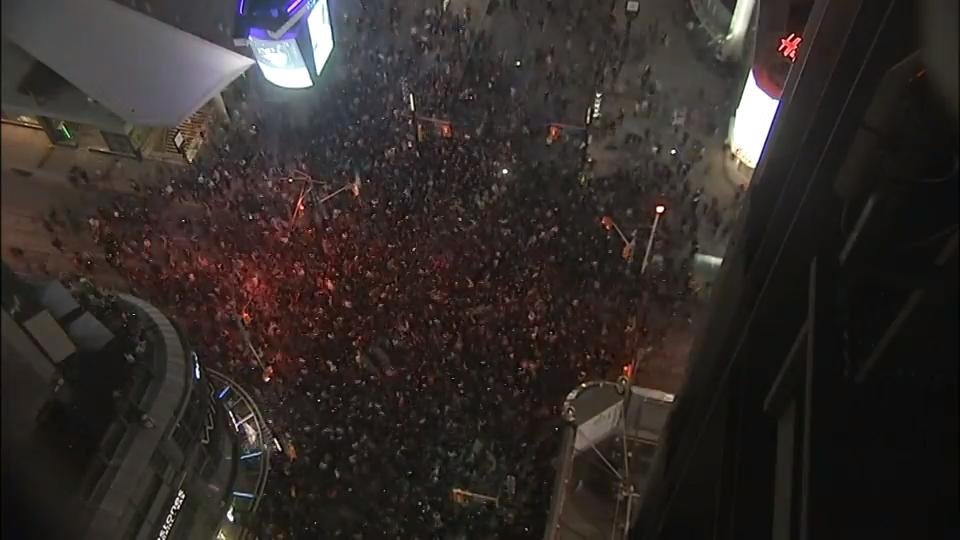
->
<box><xmin>543</xmin><ymin>381</ymin><xmax>674</xmax><ymax>540</ymax></box>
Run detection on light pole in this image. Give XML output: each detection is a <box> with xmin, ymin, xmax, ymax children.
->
<box><xmin>451</xmin><ymin>488</ymin><xmax>499</xmax><ymax>507</ymax></box>
<box><xmin>288</xmin><ymin>175</ymin><xmax>361</xmax><ymax>228</ymax></box>
<box><xmin>601</xmin><ymin>215</ymin><xmax>630</xmax><ymax>245</ymax></box>
<box><xmin>639</xmin><ymin>204</ymin><xmax>665</xmax><ymax>275</ymax></box>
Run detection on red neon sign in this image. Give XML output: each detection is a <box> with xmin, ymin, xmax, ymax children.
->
<box><xmin>778</xmin><ymin>33</ymin><xmax>802</xmax><ymax>62</ymax></box>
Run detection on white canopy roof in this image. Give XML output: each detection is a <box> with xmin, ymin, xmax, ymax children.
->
<box><xmin>2</xmin><ymin>0</ymin><xmax>254</xmax><ymax>127</ymax></box>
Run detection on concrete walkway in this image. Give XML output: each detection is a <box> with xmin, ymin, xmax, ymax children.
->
<box><xmin>585</xmin><ymin>0</ymin><xmax>750</xmax><ymax>258</ymax></box>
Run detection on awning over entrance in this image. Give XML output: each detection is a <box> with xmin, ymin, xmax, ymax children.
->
<box><xmin>2</xmin><ymin>0</ymin><xmax>254</xmax><ymax>127</ymax></box>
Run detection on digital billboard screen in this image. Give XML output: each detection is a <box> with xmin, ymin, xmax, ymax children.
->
<box><xmin>306</xmin><ymin>0</ymin><xmax>334</xmax><ymax>76</ymax></box>
<box><xmin>250</xmin><ymin>35</ymin><xmax>313</xmax><ymax>89</ymax></box>
<box><xmin>730</xmin><ymin>70</ymin><xmax>780</xmax><ymax>169</ymax></box>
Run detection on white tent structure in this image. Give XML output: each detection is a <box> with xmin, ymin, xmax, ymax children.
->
<box><xmin>2</xmin><ymin>0</ymin><xmax>254</xmax><ymax>127</ymax></box>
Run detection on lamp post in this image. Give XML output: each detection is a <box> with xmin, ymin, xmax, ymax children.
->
<box><xmin>639</xmin><ymin>204</ymin><xmax>665</xmax><ymax>275</ymax></box>
<box><xmin>601</xmin><ymin>215</ymin><xmax>630</xmax><ymax>245</ymax></box>
<box><xmin>288</xmin><ymin>175</ymin><xmax>361</xmax><ymax>228</ymax></box>
<box><xmin>451</xmin><ymin>488</ymin><xmax>499</xmax><ymax>507</ymax></box>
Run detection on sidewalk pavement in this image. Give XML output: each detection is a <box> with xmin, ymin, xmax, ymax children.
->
<box><xmin>585</xmin><ymin>0</ymin><xmax>749</xmax><ymax>258</ymax></box>
<box><xmin>2</xmin><ymin>124</ymin><xmax>183</xmax><ymax>194</ymax></box>
<box><xmin>1</xmin><ymin>123</ymin><xmax>186</xmax><ymax>285</ymax></box>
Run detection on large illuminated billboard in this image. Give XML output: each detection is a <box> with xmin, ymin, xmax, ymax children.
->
<box><xmin>250</xmin><ymin>35</ymin><xmax>313</xmax><ymax>89</ymax></box>
<box><xmin>730</xmin><ymin>70</ymin><xmax>780</xmax><ymax>169</ymax></box>
<box><xmin>305</xmin><ymin>0</ymin><xmax>333</xmax><ymax>76</ymax></box>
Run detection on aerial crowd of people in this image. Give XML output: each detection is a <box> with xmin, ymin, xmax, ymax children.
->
<box><xmin>26</xmin><ymin>0</ymin><xmax>741</xmax><ymax>538</ymax></box>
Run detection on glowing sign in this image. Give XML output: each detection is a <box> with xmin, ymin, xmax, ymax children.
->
<box><xmin>778</xmin><ymin>33</ymin><xmax>802</xmax><ymax>62</ymax></box>
<box><xmin>592</xmin><ymin>92</ymin><xmax>603</xmax><ymax>120</ymax></box>
<box><xmin>157</xmin><ymin>489</ymin><xmax>186</xmax><ymax>540</ymax></box>
<box><xmin>286</xmin><ymin>0</ymin><xmax>306</xmax><ymax>14</ymax></box>
<box><xmin>306</xmin><ymin>0</ymin><xmax>334</xmax><ymax>76</ymax></box>
<box><xmin>192</xmin><ymin>352</ymin><xmax>201</xmax><ymax>380</ymax></box>
<box><xmin>250</xmin><ymin>36</ymin><xmax>313</xmax><ymax>89</ymax></box>
<box><xmin>730</xmin><ymin>71</ymin><xmax>780</xmax><ymax>169</ymax></box>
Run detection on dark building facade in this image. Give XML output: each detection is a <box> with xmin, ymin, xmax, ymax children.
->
<box><xmin>1</xmin><ymin>264</ymin><xmax>271</xmax><ymax>540</ymax></box>
<box><xmin>633</xmin><ymin>0</ymin><xmax>958</xmax><ymax>539</ymax></box>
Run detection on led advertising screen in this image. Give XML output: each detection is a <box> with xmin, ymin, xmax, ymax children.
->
<box><xmin>250</xmin><ymin>35</ymin><xmax>313</xmax><ymax>89</ymax></box>
<box><xmin>306</xmin><ymin>0</ymin><xmax>334</xmax><ymax>76</ymax></box>
<box><xmin>730</xmin><ymin>70</ymin><xmax>780</xmax><ymax>169</ymax></box>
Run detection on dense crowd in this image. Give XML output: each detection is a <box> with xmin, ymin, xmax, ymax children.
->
<box><xmin>34</xmin><ymin>1</ymin><xmax>739</xmax><ymax>538</ymax></box>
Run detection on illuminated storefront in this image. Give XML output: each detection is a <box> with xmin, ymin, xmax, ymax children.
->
<box><xmin>234</xmin><ymin>0</ymin><xmax>335</xmax><ymax>89</ymax></box>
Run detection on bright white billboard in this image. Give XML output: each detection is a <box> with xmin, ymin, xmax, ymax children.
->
<box><xmin>730</xmin><ymin>70</ymin><xmax>780</xmax><ymax>169</ymax></box>
<box><xmin>250</xmin><ymin>36</ymin><xmax>313</xmax><ymax>89</ymax></box>
<box><xmin>306</xmin><ymin>0</ymin><xmax>334</xmax><ymax>76</ymax></box>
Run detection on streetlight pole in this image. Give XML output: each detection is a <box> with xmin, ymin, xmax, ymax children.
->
<box><xmin>288</xmin><ymin>175</ymin><xmax>361</xmax><ymax>228</ymax></box>
<box><xmin>317</xmin><ymin>182</ymin><xmax>353</xmax><ymax>204</ymax></box>
<box><xmin>639</xmin><ymin>205</ymin><xmax>665</xmax><ymax>275</ymax></box>
<box><xmin>451</xmin><ymin>488</ymin><xmax>499</xmax><ymax>507</ymax></box>
<box><xmin>602</xmin><ymin>216</ymin><xmax>630</xmax><ymax>245</ymax></box>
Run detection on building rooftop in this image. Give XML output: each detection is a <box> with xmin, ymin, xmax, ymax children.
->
<box><xmin>111</xmin><ymin>0</ymin><xmax>239</xmax><ymax>49</ymax></box>
<box><xmin>1</xmin><ymin>268</ymin><xmax>177</xmax><ymax>538</ymax></box>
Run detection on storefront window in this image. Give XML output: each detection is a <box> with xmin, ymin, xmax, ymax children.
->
<box><xmin>100</xmin><ymin>130</ymin><xmax>139</xmax><ymax>157</ymax></box>
<box><xmin>1</xmin><ymin>110</ymin><xmax>43</xmax><ymax>128</ymax></box>
<box><xmin>37</xmin><ymin>116</ymin><xmax>78</xmax><ymax>146</ymax></box>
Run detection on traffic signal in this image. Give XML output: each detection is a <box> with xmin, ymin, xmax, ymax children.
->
<box><xmin>440</xmin><ymin>122</ymin><xmax>453</xmax><ymax>138</ymax></box>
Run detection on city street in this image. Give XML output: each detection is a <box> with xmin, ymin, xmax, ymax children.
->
<box><xmin>0</xmin><ymin>2</ymin><xmax>751</xmax><ymax>536</ymax></box>
<box><xmin>586</xmin><ymin>0</ymin><xmax>750</xmax><ymax>258</ymax></box>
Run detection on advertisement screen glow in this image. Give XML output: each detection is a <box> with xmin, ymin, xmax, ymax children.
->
<box><xmin>250</xmin><ymin>36</ymin><xmax>313</xmax><ymax>89</ymax></box>
<box><xmin>730</xmin><ymin>71</ymin><xmax>780</xmax><ymax>169</ymax></box>
<box><xmin>306</xmin><ymin>0</ymin><xmax>334</xmax><ymax>75</ymax></box>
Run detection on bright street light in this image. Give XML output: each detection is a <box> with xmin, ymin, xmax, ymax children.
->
<box><xmin>641</xmin><ymin>205</ymin><xmax>666</xmax><ymax>274</ymax></box>
<box><xmin>501</xmin><ymin>168</ymin><xmax>510</xmax><ymax>175</ymax></box>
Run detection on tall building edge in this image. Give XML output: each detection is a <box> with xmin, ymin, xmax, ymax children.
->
<box><xmin>631</xmin><ymin>0</ymin><xmax>958</xmax><ymax>538</ymax></box>
<box><xmin>1</xmin><ymin>263</ymin><xmax>272</xmax><ymax>539</ymax></box>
